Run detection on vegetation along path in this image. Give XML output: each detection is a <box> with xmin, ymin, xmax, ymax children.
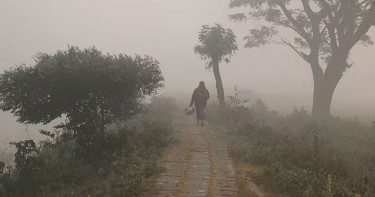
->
<box><xmin>149</xmin><ymin>117</ymin><xmax>264</xmax><ymax>197</ymax></box>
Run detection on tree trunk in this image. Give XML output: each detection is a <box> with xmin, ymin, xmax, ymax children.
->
<box><xmin>311</xmin><ymin>56</ymin><xmax>347</xmax><ymax>122</ymax></box>
<box><xmin>212</xmin><ymin>57</ymin><xmax>225</xmax><ymax>107</ymax></box>
<box><xmin>312</xmin><ymin>81</ymin><xmax>335</xmax><ymax>122</ymax></box>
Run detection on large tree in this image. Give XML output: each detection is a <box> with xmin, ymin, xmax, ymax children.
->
<box><xmin>195</xmin><ymin>24</ymin><xmax>238</xmax><ymax>107</ymax></box>
<box><xmin>229</xmin><ymin>0</ymin><xmax>375</xmax><ymax>121</ymax></box>
<box><xmin>0</xmin><ymin>46</ymin><xmax>164</xmax><ymax>155</ymax></box>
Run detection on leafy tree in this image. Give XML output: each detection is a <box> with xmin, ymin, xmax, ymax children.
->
<box><xmin>229</xmin><ymin>0</ymin><xmax>375</xmax><ymax>121</ymax></box>
<box><xmin>195</xmin><ymin>24</ymin><xmax>238</xmax><ymax>107</ymax></box>
<box><xmin>0</xmin><ymin>46</ymin><xmax>164</xmax><ymax>156</ymax></box>
<box><xmin>9</xmin><ymin>140</ymin><xmax>42</xmax><ymax>195</ymax></box>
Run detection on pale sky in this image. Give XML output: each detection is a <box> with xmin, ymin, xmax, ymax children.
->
<box><xmin>0</xmin><ymin>0</ymin><xmax>375</xmax><ymax>142</ymax></box>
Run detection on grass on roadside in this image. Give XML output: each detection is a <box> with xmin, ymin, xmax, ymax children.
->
<box><xmin>0</xmin><ymin>96</ymin><xmax>179</xmax><ymax>197</ymax></box>
<box><xmin>207</xmin><ymin>98</ymin><xmax>375</xmax><ymax>197</ymax></box>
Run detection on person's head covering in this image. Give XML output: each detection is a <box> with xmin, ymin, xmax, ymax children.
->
<box><xmin>198</xmin><ymin>81</ymin><xmax>206</xmax><ymax>90</ymax></box>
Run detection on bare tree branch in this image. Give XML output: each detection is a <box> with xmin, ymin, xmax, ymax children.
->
<box><xmin>277</xmin><ymin>3</ymin><xmax>312</xmax><ymax>46</ymax></box>
<box><xmin>281</xmin><ymin>39</ymin><xmax>310</xmax><ymax>62</ymax></box>
<box><xmin>350</xmin><ymin>2</ymin><xmax>375</xmax><ymax>48</ymax></box>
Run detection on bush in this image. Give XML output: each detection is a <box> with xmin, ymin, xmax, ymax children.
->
<box><xmin>212</xmin><ymin>98</ymin><xmax>375</xmax><ymax>196</ymax></box>
<box><xmin>145</xmin><ymin>96</ymin><xmax>179</xmax><ymax>122</ymax></box>
<box><xmin>0</xmin><ymin>46</ymin><xmax>164</xmax><ymax>160</ymax></box>
<box><xmin>228</xmin><ymin>124</ymin><xmax>374</xmax><ymax>196</ymax></box>
<box><xmin>0</xmin><ymin>96</ymin><xmax>177</xmax><ymax>197</ymax></box>
<box><xmin>51</xmin><ymin>118</ymin><xmax>175</xmax><ymax>197</ymax></box>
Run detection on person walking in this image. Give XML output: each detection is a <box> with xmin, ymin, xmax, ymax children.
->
<box><xmin>188</xmin><ymin>81</ymin><xmax>209</xmax><ymax>126</ymax></box>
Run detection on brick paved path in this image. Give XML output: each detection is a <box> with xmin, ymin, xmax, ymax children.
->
<box><xmin>149</xmin><ymin>118</ymin><xmax>238</xmax><ymax>197</ymax></box>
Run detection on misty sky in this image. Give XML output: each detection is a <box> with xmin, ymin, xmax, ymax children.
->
<box><xmin>1</xmin><ymin>0</ymin><xmax>375</xmax><ymax>141</ymax></box>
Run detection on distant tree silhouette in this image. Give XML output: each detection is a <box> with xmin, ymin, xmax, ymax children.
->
<box><xmin>253</xmin><ymin>98</ymin><xmax>268</xmax><ymax>117</ymax></box>
<box><xmin>0</xmin><ymin>46</ymin><xmax>164</xmax><ymax>157</ymax></box>
<box><xmin>229</xmin><ymin>0</ymin><xmax>375</xmax><ymax>122</ymax></box>
<box><xmin>195</xmin><ymin>24</ymin><xmax>238</xmax><ymax>107</ymax></box>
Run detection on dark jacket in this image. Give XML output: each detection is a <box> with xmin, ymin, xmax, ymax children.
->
<box><xmin>190</xmin><ymin>88</ymin><xmax>209</xmax><ymax>108</ymax></box>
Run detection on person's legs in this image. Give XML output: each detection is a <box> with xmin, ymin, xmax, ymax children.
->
<box><xmin>196</xmin><ymin>107</ymin><xmax>200</xmax><ymax>126</ymax></box>
<box><xmin>200</xmin><ymin>107</ymin><xmax>206</xmax><ymax>126</ymax></box>
<box><xmin>196</xmin><ymin>107</ymin><xmax>204</xmax><ymax>126</ymax></box>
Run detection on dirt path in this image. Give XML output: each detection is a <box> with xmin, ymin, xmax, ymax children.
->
<box><xmin>148</xmin><ymin>117</ymin><xmax>264</xmax><ymax>197</ymax></box>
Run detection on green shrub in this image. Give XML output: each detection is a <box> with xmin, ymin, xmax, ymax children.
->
<box><xmin>212</xmin><ymin>97</ymin><xmax>375</xmax><ymax>197</ymax></box>
<box><xmin>0</xmin><ymin>95</ymin><xmax>177</xmax><ymax>197</ymax></box>
<box><xmin>228</xmin><ymin>124</ymin><xmax>374</xmax><ymax>196</ymax></box>
<box><xmin>145</xmin><ymin>96</ymin><xmax>179</xmax><ymax>121</ymax></box>
<box><xmin>0</xmin><ymin>46</ymin><xmax>164</xmax><ymax>161</ymax></box>
<box><xmin>51</xmin><ymin>118</ymin><xmax>175</xmax><ymax>197</ymax></box>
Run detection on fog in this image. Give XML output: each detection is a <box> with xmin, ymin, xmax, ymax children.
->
<box><xmin>1</xmin><ymin>0</ymin><xmax>375</xmax><ymax>143</ymax></box>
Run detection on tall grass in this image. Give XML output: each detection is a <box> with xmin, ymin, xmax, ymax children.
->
<box><xmin>0</xmin><ymin>96</ymin><xmax>178</xmax><ymax>197</ymax></box>
<box><xmin>209</xmin><ymin>91</ymin><xmax>375</xmax><ymax>197</ymax></box>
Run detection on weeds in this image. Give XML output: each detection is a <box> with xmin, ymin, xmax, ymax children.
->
<box><xmin>0</xmin><ymin>96</ymin><xmax>178</xmax><ymax>197</ymax></box>
<box><xmin>211</xmin><ymin>91</ymin><xmax>375</xmax><ymax>197</ymax></box>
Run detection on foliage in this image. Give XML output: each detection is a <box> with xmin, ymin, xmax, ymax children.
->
<box><xmin>232</xmin><ymin>125</ymin><xmax>374</xmax><ymax>196</ymax></box>
<box><xmin>0</xmin><ymin>45</ymin><xmax>172</xmax><ymax>196</ymax></box>
<box><xmin>224</xmin><ymin>86</ymin><xmax>254</xmax><ymax>124</ymax></box>
<box><xmin>285</xmin><ymin>106</ymin><xmax>311</xmax><ymax>130</ymax></box>
<box><xmin>207</xmin><ymin>96</ymin><xmax>254</xmax><ymax>130</ymax></box>
<box><xmin>207</xmin><ymin>87</ymin><xmax>279</xmax><ymax>134</ymax></box>
<box><xmin>144</xmin><ymin>95</ymin><xmax>179</xmax><ymax>122</ymax></box>
<box><xmin>229</xmin><ymin>0</ymin><xmax>375</xmax><ymax>120</ymax></box>
<box><xmin>48</xmin><ymin>113</ymin><xmax>175</xmax><ymax>197</ymax></box>
<box><xmin>10</xmin><ymin>140</ymin><xmax>45</xmax><ymax>196</ymax></box>
<box><xmin>229</xmin><ymin>0</ymin><xmax>374</xmax><ymax>63</ymax></box>
<box><xmin>211</xmin><ymin>98</ymin><xmax>375</xmax><ymax>196</ymax></box>
<box><xmin>194</xmin><ymin>23</ymin><xmax>238</xmax><ymax>69</ymax></box>
<box><xmin>0</xmin><ymin>163</ymin><xmax>11</xmax><ymax>197</ymax></box>
<box><xmin>0</xmin><ymin>46</ymin><xmax>163</xmax><ymax>126</ymax></box>
<box><xmin>0</xmin><ymin>96</ymin><xmax>176</xmax><ymax>197</ymax></box>
<box><xmin>0</xmin><ymin>46</ymin><xmax>164</xmax><ymax>159</ymax></box>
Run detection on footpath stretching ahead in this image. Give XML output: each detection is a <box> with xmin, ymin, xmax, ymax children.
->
<box><xmin>148</xmin><ymin>117</ymin><xmax>264</xmax><ymax>197</ymax></box>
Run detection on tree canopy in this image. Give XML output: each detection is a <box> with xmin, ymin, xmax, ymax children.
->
<box><xmin>195</xmin><ymin>23</ymin><xmax>238</xmax><ymax>69</ymax></box>
<box><xmin>229</xmin><ymin>0</ymin><xmax>374</xmax><ymax>66</ymax></box>
<box><xmin>229</xmin><ymin>0</ymin><xmax>375</xmax><ymax>121</ymax></box>
<box><xmin>0</xmin><ymin>46</ymin><xmax>164</xmax><ymax>132</ymax></box>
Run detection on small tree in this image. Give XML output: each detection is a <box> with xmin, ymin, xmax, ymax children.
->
<box><xmin>229</xmin><ymin>0</ymin><xmax>375</xmax><ymax>122</ymax></box>
<box><xmin>195</xmin><ymin>24</ymin><xmax>238</xmax><ymax>107</ymax></box>
<box><xmin>0</xmin><ymin>46</ymin><xmax>164</xmax><ymax>156</ymax></box>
